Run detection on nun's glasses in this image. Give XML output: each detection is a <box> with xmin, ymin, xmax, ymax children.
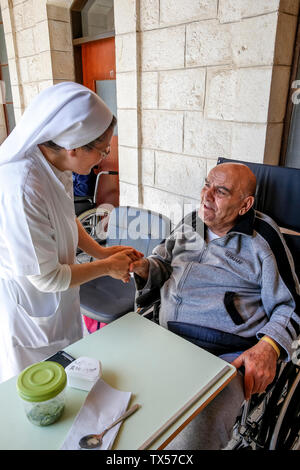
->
<box><xmin>98</xmin><ymin>144</ymin><xmax>111</xmax><ymax>159</ymax></box>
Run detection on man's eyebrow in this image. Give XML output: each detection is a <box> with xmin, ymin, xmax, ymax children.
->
<box><xmin>205</xmin><ymin>178</ymin><xmax>231</xmax><ymax>193</ymax></box>
<box><xmin>218</xmin><ymin>185</ymin><xmax>231</xmax><ymax>193</ymax></box>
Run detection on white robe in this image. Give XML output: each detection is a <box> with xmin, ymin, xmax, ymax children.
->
<box><xmin>0</xmin><ymin>148</ymin><xmax>83</xmax><ymax>383</ymax></box>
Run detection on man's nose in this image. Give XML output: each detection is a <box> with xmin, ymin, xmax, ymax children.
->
<box><xmin>205</xmin><ymin>186</ymin><xmax>215</xmax><ymax>200</ymax></box>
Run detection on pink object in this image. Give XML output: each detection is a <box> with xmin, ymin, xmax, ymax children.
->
<box><xmin>83</xmin><ymin>315</ymin><xmax>106</xmax><ymax>334</ymax></box>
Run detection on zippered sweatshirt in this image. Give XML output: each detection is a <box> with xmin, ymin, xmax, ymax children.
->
<box><xmin>135</xmin><ymin>209</ymin><xmax>300</xmax><ymax>361</ymax></box>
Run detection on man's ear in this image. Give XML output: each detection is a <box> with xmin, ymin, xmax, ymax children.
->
<box><xmin>239</xmin><ymin>196</ymin><xmax>255</xmax><ymax>216</ymax></box>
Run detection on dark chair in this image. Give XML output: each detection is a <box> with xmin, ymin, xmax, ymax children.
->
<box><xmin>79</xmin><ymin>206</ymin><xmax>171</xmax><ymax>324</ymax></box>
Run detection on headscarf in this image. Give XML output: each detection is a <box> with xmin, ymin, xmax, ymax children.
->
<box><xmin>0</xmin><ymin>81</ymin><xmax>113</xmax><ymax>166</ymax></box>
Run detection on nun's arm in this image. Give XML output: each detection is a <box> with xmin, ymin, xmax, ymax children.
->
<box><xmin>76</xmin><ymin>218</ymin><xmax>144</xmax><ymax>260</ymax></box>
<box><xmin>76</xmin><ymin>217</ymin><xmax>106</xmax><ymax>259</ymax></box>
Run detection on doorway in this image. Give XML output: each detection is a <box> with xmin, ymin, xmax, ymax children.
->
<box><xmin>82</xmin><ymin>37</ymin><xmax>119</xmax><ymax>208</ymax></box>
<box><xmin>71</xmin><ymin>0</ymin><xmax>119</xmax><ymax>209</ymax></box>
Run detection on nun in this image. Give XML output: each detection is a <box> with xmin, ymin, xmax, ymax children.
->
<box><xmin>0</xmin><ymin>82</ymin><xmax>143</xmax><ymax>383</ymax></box>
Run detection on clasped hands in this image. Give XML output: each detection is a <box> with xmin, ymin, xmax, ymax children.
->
<box><xmin>102</xmin><ymin>245</ymin><xmax>145</xmax><ymax>283</ymax></box>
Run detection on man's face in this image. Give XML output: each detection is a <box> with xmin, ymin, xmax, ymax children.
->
<box><xmin>199</xmin><ymin>166</ymin><xmax>250</xmax><ymax>235</ymax></box>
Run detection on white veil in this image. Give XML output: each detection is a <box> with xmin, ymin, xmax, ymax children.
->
<box><xmin>0</xmin><ymin>81</ymin><xmax>113</xmax><ymax>166</ymax></box>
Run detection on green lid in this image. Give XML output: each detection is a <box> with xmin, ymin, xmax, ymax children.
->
<box><xmin>17</xmin><ymin>361</ymin><xmax>67</xmax><ymax>403</ymax></box>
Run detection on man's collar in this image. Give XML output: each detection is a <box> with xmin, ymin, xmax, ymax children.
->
<box><xmin>192</xmin><ymin>208</ymin><xmax>255</xmax><ymax>237</ymax></box>
<box><xmin>228</xmin><ymin>207</ymin><xmax>255</xmax><ymax>236</ymax></box>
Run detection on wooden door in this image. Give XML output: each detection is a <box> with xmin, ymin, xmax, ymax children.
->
<box><xmin>81</xmin><ymin>37</ymin><xmax>119</xmax><ymax>208</ymax></box>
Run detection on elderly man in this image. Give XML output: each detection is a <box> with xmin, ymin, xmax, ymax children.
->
<box><xmin>130</xmin><ymin>162</ymin><xmax>300</xmax><ymax>450</ymax></box>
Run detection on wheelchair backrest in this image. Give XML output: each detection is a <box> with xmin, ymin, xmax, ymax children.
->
<box><xmin>105</xmin><ymin>206</ymin><xmax>171</xmax><ymax>257</ymax></box>
<box><xmin>217</xmin><ymin>158</ymin><xmax>300</xmax><ymax>280</ymax></box>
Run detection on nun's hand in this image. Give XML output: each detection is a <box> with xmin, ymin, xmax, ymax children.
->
<box><xmin>105</xmin><ymin>249</ymin><xmax>143</xmax><ymax>283</ymax></box>
<box><xmin>102</xmin><ymin>245</ymin><xmax>144</xmax><ymax>261</ymax></box>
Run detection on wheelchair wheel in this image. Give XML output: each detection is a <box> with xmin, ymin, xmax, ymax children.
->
<box><xmin>76</xmin><ymin>207</ymin><xmax>110</xmax><ymax>264</ymax></box>
<box><xmin>78</xmin><ymin>208</ymin><xmax>100</xmax><ymax>239</ymax></box>
<box><xmin>268</xmin><ymin>368</ymin><xmax>300</xmax><ymax>449</ymax></box>
<box><xmin>256</xmin><ymin>364</ymin><xmax>300</xmax><ymax>449</ymax></box>
<box><xmin>77</xmin><ymin>207</ymin><xmax>109</xmax><ymax>240</ymax></box>
<box><xmin>76</xmin><ymin>250</ymin><xmax>94</xmax><ymax>264</ymax></box>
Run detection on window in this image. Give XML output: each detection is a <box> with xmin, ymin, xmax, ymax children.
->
<box><xmin>284</xmin><ymin>59</ymin><xmax>300</xmax><ymax>168</ymax></box>
<box><xmin>282</xmin><ymin>18</ymin><xmax>300</xmax><ymax>168</ymax></box>
<box><xmin>72</xmin><ymin>0</ymin><xmax>114</xmax><ymax>42</ymax></box>
<box><xmin>81</xmin><ymin>0</ymin><xmax>114</xmax><ymax>37</ymax></box>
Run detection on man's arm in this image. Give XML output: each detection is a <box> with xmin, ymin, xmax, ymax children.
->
<box><xmin>253</xmin><ymin>215</ymin><xmax>300</xmax><ymax>361</ymax></box>
<box><xmin>257</xmin><ymin>252</ymin><xmax>300</xmax><ymax>361</ymax></box>
<box><xmin>232</xmin><ymin>232</ymin><xmax>300</xmax><ymax>399</ymax></box>
<box><xmin>130</xmin><ymin>235</ymin><xmax>176</xmax><ymax>293</ymax></box>
<box><xmin>130</xmin><ymin>258</ymin><xmax>150</xmax><ymax>280</ymax></box>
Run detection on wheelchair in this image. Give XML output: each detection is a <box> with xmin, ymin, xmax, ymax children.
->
<box><xmin>135</xmin><ymin>158</ymin><xmax>300</xmax><ymax>450</ymax></box>
<box><xmin>74</xmin><ymin>169</ymin><xmax>118</xmax><ymax>263</ymax></box>
<box><xmin>229</xmin><ymin>359</ymin><xmax>300</xmax><ymax>449</ymax></box>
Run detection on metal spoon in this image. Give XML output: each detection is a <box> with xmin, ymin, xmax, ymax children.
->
<box><xmin>79</xmin><ymin>403</ymin><xmax>141</xmax><ymax>449</ymax></box>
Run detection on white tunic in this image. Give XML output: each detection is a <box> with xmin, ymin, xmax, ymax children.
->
<box><xmin>0</xmin><ymin>147</ymin><xmax>83</xmax><ymax>383</ymax></box>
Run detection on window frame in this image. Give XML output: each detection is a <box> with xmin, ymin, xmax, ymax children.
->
<box><xmin>280</xmin><ymin>16</ymin><xmax>300</xmax><ymax>166</ymax></box>
<box><xmin>0</xmin><ymin>16</ymin><xmax>14</xmax><ymax>135</ymax></box>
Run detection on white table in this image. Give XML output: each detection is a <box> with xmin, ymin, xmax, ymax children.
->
<box><xmin>0</xmin><ymin>312</ymin><xmax>236</xmax><ymax>450</ymax></box>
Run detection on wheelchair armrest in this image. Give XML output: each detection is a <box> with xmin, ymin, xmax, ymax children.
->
<box><xmin>135</xmin><ymin>287</ymin><xmax>161</xmax><ymax>309</ymax></box>
<box><xmin>136</xmin><ymin>287</ymin><xmax>161</xmax><ymax>323</ymax></box>
<box><xmin>74</xmin><ymin>196</ymin><xmax>93</xmax><ymax>202</ymax></box>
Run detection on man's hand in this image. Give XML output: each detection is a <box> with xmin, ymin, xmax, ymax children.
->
<box><xmin>231</xmin><ymin>339</ymin><xmax>278</xmax><ymax>400</ymax></box>
<box><xmin>129</xmin><ymin>258</ymin><xmax>150</xmax><ymax>280</ymax></box>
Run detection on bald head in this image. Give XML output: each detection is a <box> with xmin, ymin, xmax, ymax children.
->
<box><xmin>215</xmin><ymin>163</ymin><xmax>256</xmax><ymax>199</ymax></box>
<box><xmin>199</xmin><ymin>162</ymin><xmax>256</xmax><ymax>236</ymax></box>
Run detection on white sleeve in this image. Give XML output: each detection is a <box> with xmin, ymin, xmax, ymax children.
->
<box><xmin>27</xmin><ymin>264</ymin><xmax>71</xmax><ymax>293</ymax></box>
<box><xmin>22</xmin><ymin>184</ymin><xmax>73</xmax><ymax>291</ymax></box>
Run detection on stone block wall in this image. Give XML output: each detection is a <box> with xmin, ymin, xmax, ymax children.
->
<box><xmin>0</xmin><ymin>0</ymin><xmax>74</xmax><ymax>123</ymax></box>
<box><xmin>115</xmin><ymin>0</ymin><xmax>299</xmax><ymax>223</ymax></box>
<box><xmin>0</xmin><ymin>0</ymin><xmax>298</xmax><ymax>225</ymax></box>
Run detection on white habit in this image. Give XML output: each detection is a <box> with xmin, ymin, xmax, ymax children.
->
<box><xmin>0</xmin><ymin>82</ymin><xmax>112</xmax><ymax>382</ymax></box>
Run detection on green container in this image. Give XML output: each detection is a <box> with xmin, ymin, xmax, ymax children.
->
<box><xmin>17</xmin><ymin>361</ymin><xmax>67</xmax><ymax>426</ymax></box>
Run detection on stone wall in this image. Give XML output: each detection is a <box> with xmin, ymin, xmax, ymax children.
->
<box><xmin>0</xmin><ymin>0</ymin><xmax>299</xmax><ymax>224</ymax></box>
<box><xmin>0</xmin><ymin>0</ymin><xmax>74</xmax><ymax>123</ymax></box>
<box><xmin>115</xmin><ymin>0</ymin><xmax>299</xmax><ymax>222</ymax></box>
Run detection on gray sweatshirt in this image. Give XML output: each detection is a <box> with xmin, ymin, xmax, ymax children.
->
<box><xmin>136</xmin><ymin>209</ymin><xmax>300</xmax><ymax>361</ymax></box>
